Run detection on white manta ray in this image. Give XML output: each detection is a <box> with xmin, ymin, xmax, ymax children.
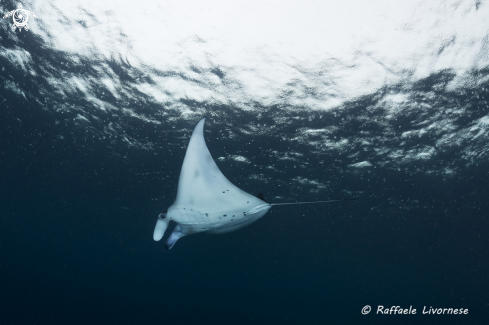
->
<box><xmin>153</xmin><ymin>118</ymin><xmax>349</xmax><ymax>249</ymax></box>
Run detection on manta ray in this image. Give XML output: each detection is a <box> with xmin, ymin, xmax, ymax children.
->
<box><xmin>153</xmin><ymin>118</ymin><xmax>350</xmax><ymax>249</ymax></box>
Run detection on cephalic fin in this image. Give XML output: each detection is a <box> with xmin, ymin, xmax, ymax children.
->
<box><xmin>165</xmin><ymin>225</ymin><xmax>187</xmax><ymax>250</ymax></box>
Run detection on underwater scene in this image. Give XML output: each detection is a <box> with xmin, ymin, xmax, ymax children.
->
<box><xmin>1</xmin><ymin>0</ymin><xmax>488</xmax><ymax>324</ymax></box>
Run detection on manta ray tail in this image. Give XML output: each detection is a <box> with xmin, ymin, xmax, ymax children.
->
<box><xmin>271</xmin><ymin>198</ymin><xmax>357</xmax><ymax>206</ymax></box>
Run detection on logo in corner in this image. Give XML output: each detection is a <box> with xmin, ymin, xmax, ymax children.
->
<box><xmin>361</xmin><ymin>305</ymin><xmax>371</xmax><ymax>315</ymax></box>
<box><xmin>3</xmin><ymin>3</ymin><xmax>38</xmax><ymax>32</ymax></box>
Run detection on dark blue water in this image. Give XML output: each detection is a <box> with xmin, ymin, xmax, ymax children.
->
<box><xmin>1</xmin><ymin>2</ymin><xmax>489</xmax><ymax>324</ymax></box>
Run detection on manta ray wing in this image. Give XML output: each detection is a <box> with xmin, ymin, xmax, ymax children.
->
<box><xmin>174</xmin><ymin>118</ymin><xmax>262</xmax><ymax>209</ymax></box>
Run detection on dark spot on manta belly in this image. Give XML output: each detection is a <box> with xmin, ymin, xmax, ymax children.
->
<box><xmin>223</xmin><ymin>215</ymin><xmax>227</xmax><ymax>217</ymax></box>
<box><xmin>206</xmin><ymin>213</ymin><xmax>208</xmax><ymax>217</ymax></box>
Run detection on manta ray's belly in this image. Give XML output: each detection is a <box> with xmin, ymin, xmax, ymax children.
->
<box><xmin>168</xmin><ymin>204</ymin><xmax>271</xmax><ymax>234</ymax></box>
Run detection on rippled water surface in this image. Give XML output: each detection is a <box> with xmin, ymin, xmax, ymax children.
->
<box><xmin>1</xmin><ymin>0</ymin><xmax>488</xmax><ymax>324</ymax></box>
